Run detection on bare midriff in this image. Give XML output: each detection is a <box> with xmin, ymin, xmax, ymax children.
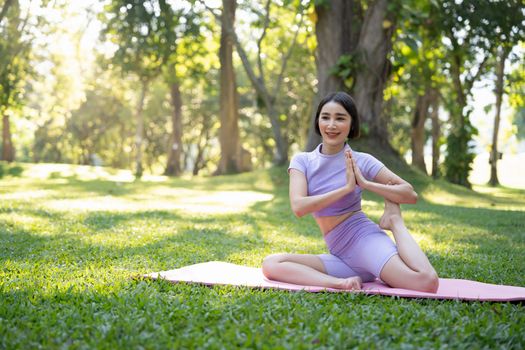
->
<box><xmin>315</xmin><ymin>210</ymin><xmax>361</xmax><ymax>236</ymax></box>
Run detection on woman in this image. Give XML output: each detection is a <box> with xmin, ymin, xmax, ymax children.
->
<box><xmin>262</xmin><ymin>92</ymin><xmax>439</xmax><ymax>293</ymax></box>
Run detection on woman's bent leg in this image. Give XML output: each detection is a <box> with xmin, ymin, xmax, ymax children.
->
<box><xmin>379</xmin><ymin>199</ymin><xmax>439</xmax><ymax>293</ymax></box>
<box><xmin>262</xmin><ymin>253</ymin><xmax>361</xmax><ymax>290</ymax></box>
<box><xmin>380</xmin><ymin>255</ymin><xmax>439</xmax><ymax>292</ymax></box>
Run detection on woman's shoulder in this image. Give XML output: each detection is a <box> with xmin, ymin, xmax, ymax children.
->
<box><xmin>290</xmin><ymin>146</ymin><xmax>319</xmax><ymax>162</ymax></box>
<box><xmin>289</xmin><ymin>147</ymin><xmax>321</xmax><ymax>175</ymax></box>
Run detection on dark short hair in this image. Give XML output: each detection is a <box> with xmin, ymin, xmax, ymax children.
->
<box><xmin>314</xmin><ymin>91</ymin><xmax>360</xmax><ymax>139</ymax></box>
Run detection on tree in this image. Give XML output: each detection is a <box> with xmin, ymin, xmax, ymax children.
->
<box><xmin>508</xmin><ymin>57</ymin><xmax>525</xmax><ymax>142</ymax></box>
<box><xmin>216</xmin><ymin>0</ymin><xmax>241</xmax><ymax>174</ymax></box>
<box><xmin>351</xmin><ymin>0</ymin><xmax>395</xmax><ymax>142</ymax></box>
<box><xmin>488</xmin><ymin>1</ymin><xmax>525</xmax><ymax>186</ymax></box>
<box><xmin>205</xmin><ymin>0</ymin><xmax>309</xmax><ymax>165</ymax></box>
<box><xmin>233</xmin><ymin>0</ymin><xmax>307</xmax><ymax>165</ymax></box>
<box><xmin>387</xmin><ymin>1</ymin><xmax>445</xmax><ymax>175</ymax></box>
<box><xmin>0</xmin><ymin>0</ymin><xmax>32</xmax><ymax>162</ymax></box>
<box><xmin>161</xmin><ymin>3</ymin><xmax>204</xmax><ymax>176</ymax></box>
<box><xmin>488</xmin><ymin>46</ymin><xmax>509</xmax><ymax>186</ymax></box>
<box><xmin>102</xmin><ymin>1</ymin><xmax>174</xmax><ymax>177</ymax></box>
<box><xmin>436</xmin><ymin>0</ymin><xmax>510</xmax><ymax>187</ymax></box>
<box><xmin>305</xmin><ymin>0</ymin><xmax>358</xmax><ymax>150</ymax></box>
<box><xmin>305</xmin><ymin>0</ymin><xmax>397</xmax><ymax>151</ymax></box>
<box><xmin>67</xmin><ymin>85</ymin><xmax>133</xmax><ymax>167</ymax></box>
<box><xmin>102</xmin><ymin>0</ymin><xmax>205</xmax><ymax>177</ymax></box>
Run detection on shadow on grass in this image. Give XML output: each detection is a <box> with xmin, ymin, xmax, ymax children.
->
<box><xmin>32</xmin><ymin>168</ymin><xmax>279</xmax><ymax>198</ymax></box>
<box><xmin>2</xmin><ymin>163</ymin><xmax>524</xmax><ymax>285</ymax></box>
<box><xmin>0</xmin><ymin>207</ymin><xmax>266</xmax><ymax>274</ymax></box>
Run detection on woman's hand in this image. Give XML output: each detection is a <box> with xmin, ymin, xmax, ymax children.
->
<box><xmin>350</xmin><ymin>152</ymin><xmax>370</xmax><ymax>189</ymax></box>
<box><xmin>344</xmin><ymin>151</ymin><xmax>357</xmax><ymax>192</ymax></box>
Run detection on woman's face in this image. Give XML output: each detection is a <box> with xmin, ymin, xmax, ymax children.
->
<box><xmin>318</xmin><ymin>101</ymin><xmax>351</xmax><ymax>147</ymax></box>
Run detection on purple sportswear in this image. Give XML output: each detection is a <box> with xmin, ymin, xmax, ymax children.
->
<box><xmin>288</xmin><ymin>143</ymin><xmax>398</xmax><ymax>281</ymax></box>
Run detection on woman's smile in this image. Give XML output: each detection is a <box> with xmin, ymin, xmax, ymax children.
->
<box><xmin>318</xmin><ymin>101</ymin><xmax>352</xmax><ymax>153</ymax></box>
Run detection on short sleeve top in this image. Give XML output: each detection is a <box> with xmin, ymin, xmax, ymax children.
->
<box><xmin>288</xmin><ymin>143</ymin><xmax>384</xmax><ymax>217</ymax></box>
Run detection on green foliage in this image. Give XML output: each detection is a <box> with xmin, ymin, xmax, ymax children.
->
<box><xmin>330</xmin><ymin>54</ymin><xmax>359</xmax><ymax>90</ymax></box>
<box><xmin>3</xmin><ymin>0</ymin><xmax>523</xmax><ymax>189</ymax></box>
<box><xmin>443</xmin><ymin>122</ymin><xmax>477</xmax><ymax>188</ymax></box>
<box><xmin>385</xmin><ymin>0</ymin><xmax>445</xmax><ymax>155</ymax></box>
<box><xmin>66</xmin><ymin>85</ymin><xmax>134</xmax><ymax>167</ymax></box>
<box><xmin>102</xmin><ymin>1</ymin><xmax>173</xmax><ymax>79</ymax></box>
<box><xmin>0</xmin><ymin>1</ymin><xmax>33</xmax><ymax>115</ymax></box>
<box><xmin>313</xmin><ymin>0</ymin><xmax>330</xmax><ymax>8</ymax></box>
<box><xmin>0</xmin><ymin>161</ymin><xmax>23</xmax><ymax>178</ymax></box>
<box><xmin>237</xmin><ymin>0</ymin><xmax>316</xmax><ymax>159</ymax></box>
<box><xmin>434</xmin><ymin>0</ymin><xmax>523</xmax><ymax>186</ymax></box>
<box><xmin>7</xmin><ymin>164</ymin><xmax>23</xmax><ymax>176</ymax></box>
<box><xmin>508</xmin><ymin>57</ymin><xmax>525</xmax><ymax>140</ymax></box>
<box><xmin>513</xmin><ymin>107</ymin><xmax>525</xmax><ymax>140</ymax></box>
<box><xmin>141</xmin><ymin>79</ymin><xmax>173</xmax><ymax>172</ymax></box>
<box><xmin>180</xmin><ymin>69</ymin><xmax>221</xmax><ymax>175</ymax></box>
<box><xmin>0</xmin><ymin>163</ymin><xmax>524</xmax><ymax>348</ymax></box>
<box><xmin>101</xmin><ymin>0</ymin><xmax>205</xmax><ymax>80</ymax></box>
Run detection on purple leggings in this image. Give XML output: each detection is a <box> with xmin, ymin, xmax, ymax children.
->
<box><xmin>318</xmin><ymin>211</ymin><xmax>398</xmax><ymax>282</ymax></box>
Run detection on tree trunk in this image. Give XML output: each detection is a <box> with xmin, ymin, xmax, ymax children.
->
<box><xmin>450</xmin><ymin>53</ymin><xmax>467</xmax><ymax>130</ymax></box>
<box><xmin>305</xmin><ymin>0</ymin><xmax>360</xmax><ymax>151</ymax></box>
<box><xmin>193</xmin><ymin>119</ymin><xmax>211</xmax><ymax>176</ymax></box>
<box><xmin>411</xmin><ymin>87</ymin><xmax>431</xmax><ymax>173</ymax></box>
<box><xmin>489</xmin><ymin>47</ymin><xmax>509</xmax><ymax>187</ymax></box>
<box><xmin>352</xmin><ymin>0</ymin><xmax>394</xmax><ymax>140</ymax></box>
<box><xmin>2</xmin><ymin>114</ymin><xmax>14</xmax><ymax>162</ymax></box>
<box><xmin>445</xmin><ymin>45</ymin><xmax>487</xmax><ymax>187</ymax></box>
<box><xmin>226</xmin><ymin>2</ymin><xmax>301</xmax><ymax>165</ymax></box>
<box><xmin>165</xmin><ymin>81</ymin><xmax>183</xmax><ymax>176</ymax></box>
<box><xmin>267</xmin><ymin>104</ymin><xmax>288</xmax><ymax>164</ymax></box>
<box><xmin>134</xmin><ymin>79</ymin><xmax>148</xmax><ymax>179</ymax></box>
<box><xmin>217</xmin><ymin>0</ymin><xmax>241</xmax><ymax>174</ymax></box>
<box><xmin>430</xmin><ymin>89</ymin><xmax>440</xmax><ymax>179</ymax></box>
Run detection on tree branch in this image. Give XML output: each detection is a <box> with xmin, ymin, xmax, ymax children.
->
<box><xmin>256</xmin><ymin>0</ymin><xmax>271</xmax><ymax>86</ymax></box>
<box><xmin>200</xmin><ymin>0</ymin><xmax>269</xmax><ymax>104</ymax></box>
<box><xmin>272</xmin><ymin>5</ymin><xmax>305</xmax><ymax>99</ymax></box>
<box><xmin>465</xmin><ymin>52</ymin><xmax>490</xmax><ymax>92</ymax></box>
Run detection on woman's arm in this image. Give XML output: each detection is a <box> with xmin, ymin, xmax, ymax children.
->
<box><xmin>289</xmin><ymin>152</ymin><xmax>357</xmax><ymax>217</ymax></box>
<box><xmin>350</xmin><ymin>152</ymin><xmax>418</xmax><ymax>204</ymax></box>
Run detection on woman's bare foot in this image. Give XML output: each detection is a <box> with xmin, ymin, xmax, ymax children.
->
<box><xmin>379</xmin><ymin>198</ymin><xmax>403</xmax><ymax>231</ymax></box>
<box><xmin>336</xmin><ymin>276</ymin><xmax>362</xmax><ymax>290</ymax></box>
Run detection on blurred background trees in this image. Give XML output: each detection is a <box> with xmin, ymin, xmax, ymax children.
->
<box><xmin>0</xmin><ymin>0</ymin><xmax>524</xmax><ymax>187</ymax></box>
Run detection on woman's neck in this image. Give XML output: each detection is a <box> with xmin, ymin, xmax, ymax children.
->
<box><xmin>320</xmin><ymin>142</ymin><xmax>346</xmax><ymax>155</ymax></box>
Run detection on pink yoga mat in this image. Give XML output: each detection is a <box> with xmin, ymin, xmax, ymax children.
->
<box><xmin>143</xmin><ymin>261</ymin><xmax>525</xmax><ymax>302</ymax></box>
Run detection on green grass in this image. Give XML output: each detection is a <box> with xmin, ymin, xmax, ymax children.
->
<box><xmin>1</xmin><ymin>159</ymin><xmax>524</xmax><ymax>349</ymax></box>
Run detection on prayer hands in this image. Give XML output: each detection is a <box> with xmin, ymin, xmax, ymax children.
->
<box><xmin>344</xmin><ymin>151</ymin><xmax>357</xmax><ymax>192</ymax></box>
<box><xmin>349</xmin><ymin>151</ymin><xmax>369</xmax><ymax>189</ymax></box>
<box><xmin>345</xmin><ymin>151</ymin><xmax>369</xmax><ymax>191</ymax></box>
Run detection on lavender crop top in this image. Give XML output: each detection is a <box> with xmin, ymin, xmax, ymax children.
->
<box><xmin>288</xmin><ymin>143</ymin><xmax>385</xmax><ymax>217</ymax></box>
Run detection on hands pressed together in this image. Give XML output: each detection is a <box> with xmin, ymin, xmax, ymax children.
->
<box><xmin>344</xmin><ymin>150</ymin><xmax>368</xmax><ymax>192</ymax></box>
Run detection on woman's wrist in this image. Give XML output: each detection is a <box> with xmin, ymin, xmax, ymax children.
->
<box><xmin>344</xmin><ymin>182</ymin><xmax>356</xmax><ymax>193</ymax></box>
<box><xmin>359</xmin><ymin>179</ymin><xmax>371</xmax><ymax>190</ymax></box>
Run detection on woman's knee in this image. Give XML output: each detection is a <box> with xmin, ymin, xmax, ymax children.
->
<box><xmin>262</xmin><ymin>253</ymin><xmax>288</xmax><ymax>277</ymax></box>
<box><xmin>380</xmin><ymin>256</ymin><xmax>439</xmax><ymax>293</ymax></box>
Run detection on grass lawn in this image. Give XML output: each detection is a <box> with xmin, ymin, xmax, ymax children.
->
<box><xmin>1</xmin><ymin>157</ymin><xmax>524</xmax><ymax>349</ymax></box>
